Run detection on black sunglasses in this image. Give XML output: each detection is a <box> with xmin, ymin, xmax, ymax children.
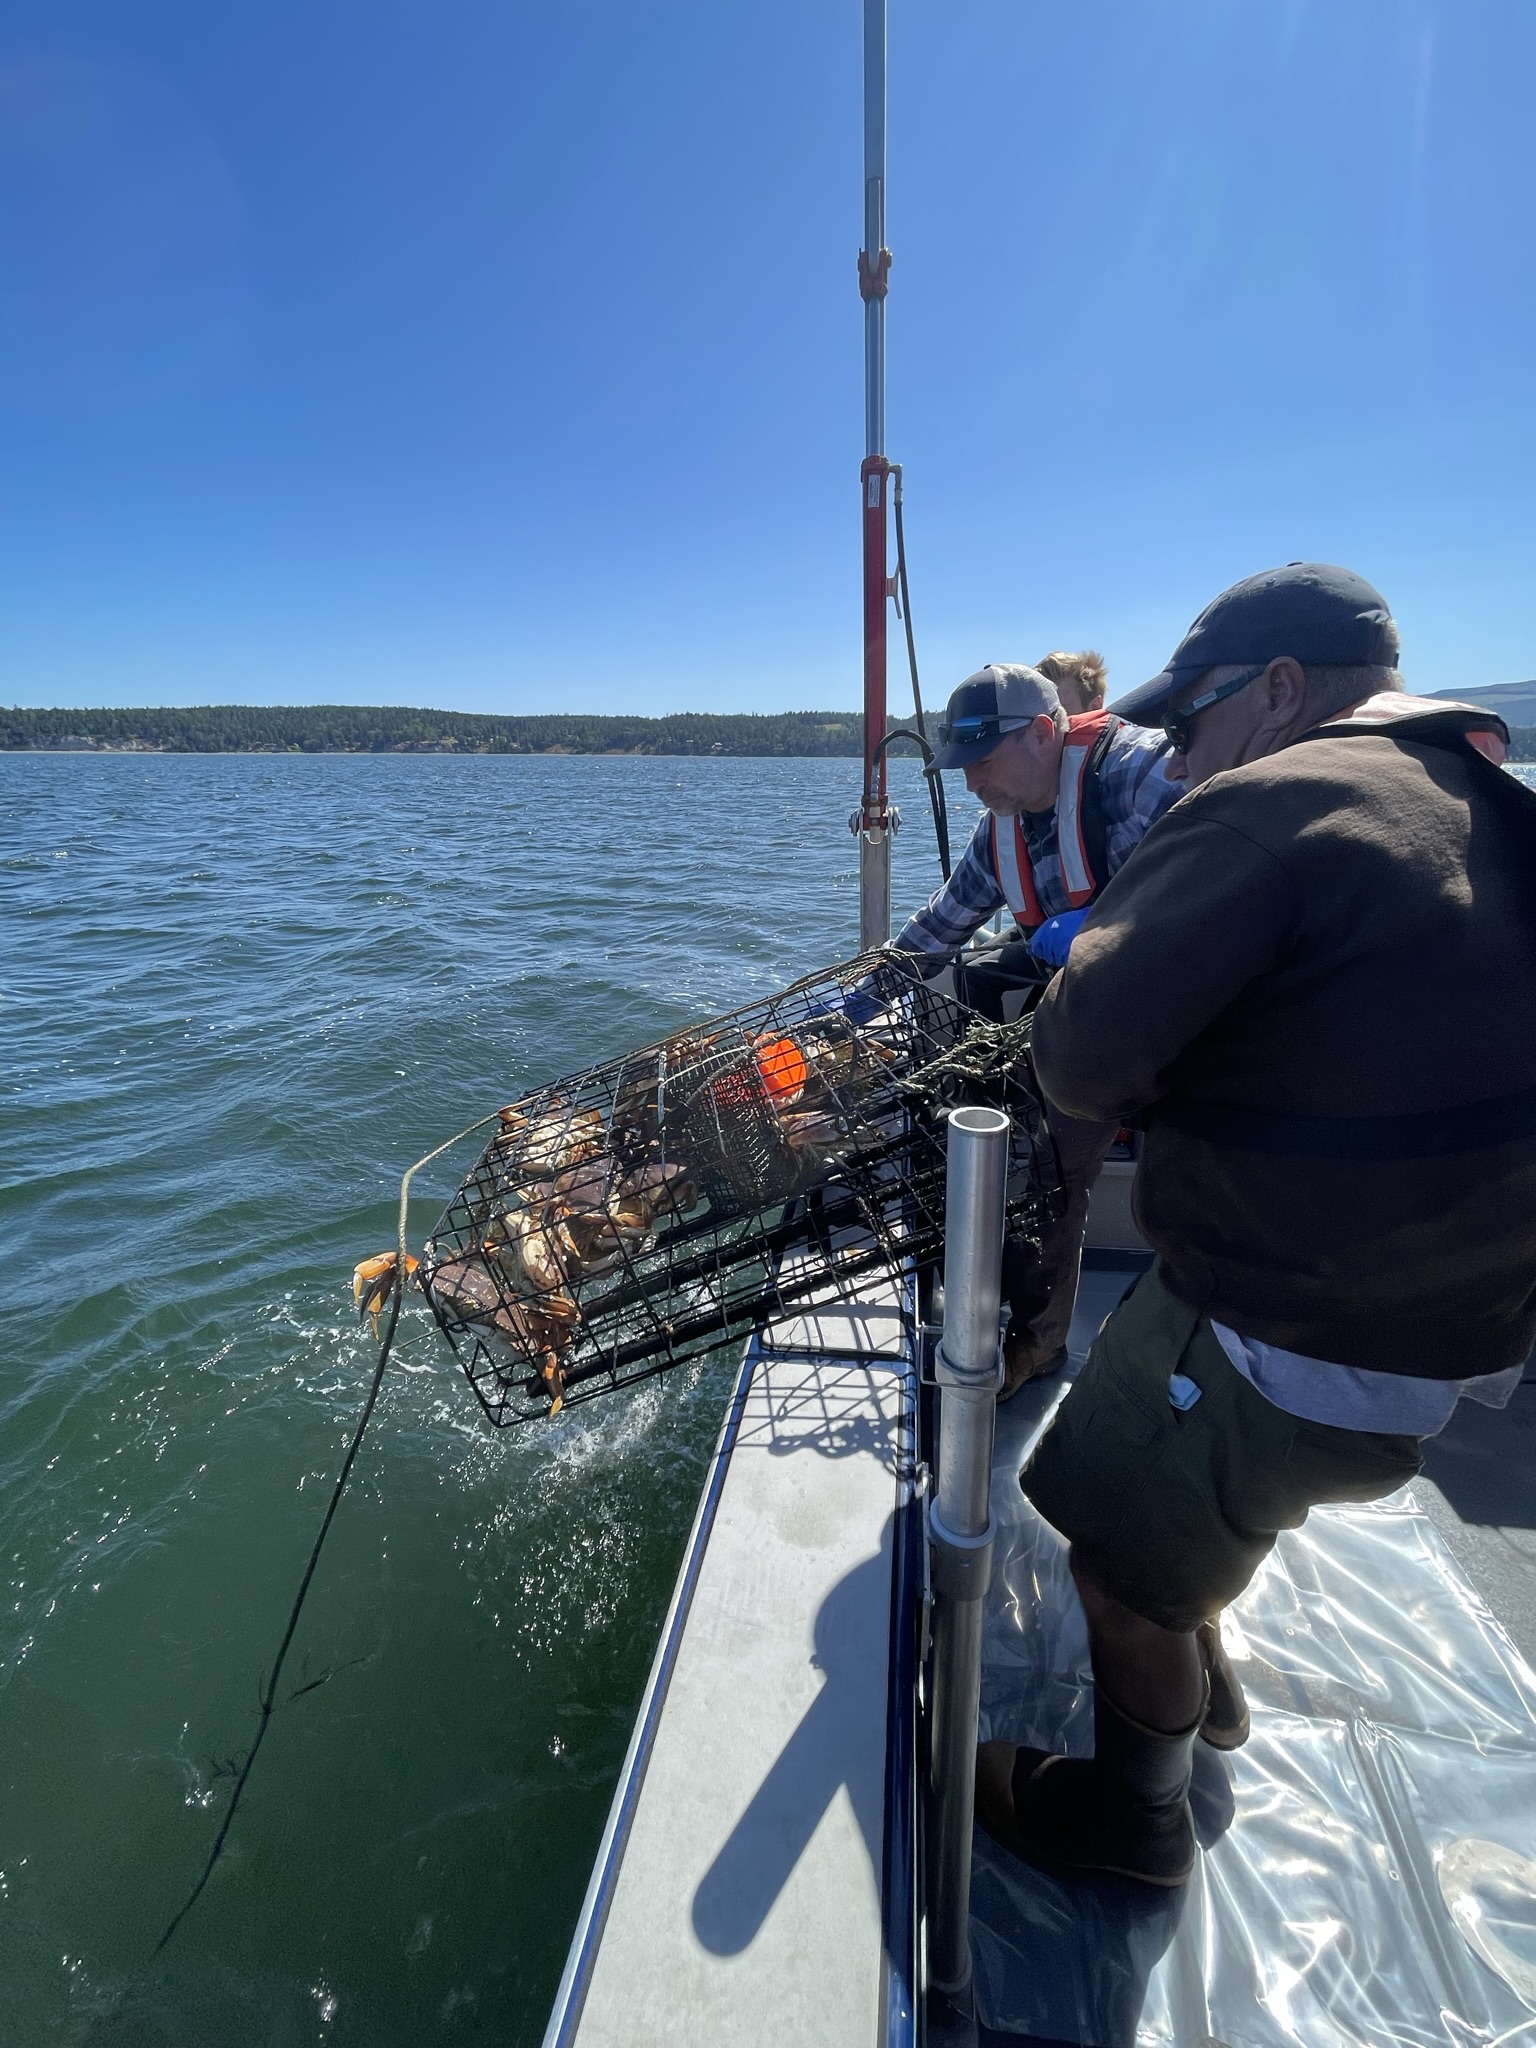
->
<box><xmin>1162</xmin><ymin>665</ymin><xmax>1267</xmax><ymax>752</ymax></box>
<box><xmin>936</xmin><ymin>714</ymin><xmax>1003</xmax><ymax>750</ymax></box>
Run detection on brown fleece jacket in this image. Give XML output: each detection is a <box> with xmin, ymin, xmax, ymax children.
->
<box><xmin>1032</xmin><ymin>716</ymin><xmax>1536</xmax><ymax>1376</ymax></box>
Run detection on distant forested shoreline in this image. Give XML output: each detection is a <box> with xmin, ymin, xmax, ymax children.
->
<box><xmin>0</xmin><ymin>704</ymin><xmax>937</xmax><ymax>757</ymax></box>
<box><xmin>4</xmin><ymin>702</ymin><xmax>1531</xmax><ymax>760</ymax></box>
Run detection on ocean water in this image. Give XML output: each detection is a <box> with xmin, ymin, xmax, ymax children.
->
<box><xmin>8</xmin><ymin>748</ymin><xmax>1529</xmax><ymax>2046</ymax></box>
<box><xmin>0</xmin><ymin>751</ymin><xmax>970</xmax><ymax>2047</ymax></box>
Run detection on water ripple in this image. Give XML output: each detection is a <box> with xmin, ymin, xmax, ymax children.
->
<box><xmin>0</xmin><ymin>749</ymin><xmax>968</xmax><ymax>2046</ymax></box>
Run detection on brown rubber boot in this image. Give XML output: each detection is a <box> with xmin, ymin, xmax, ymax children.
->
<box><xmin>998</xmin><ymin>1338</ymin><xmax>1068</xmax><ymax>1403</ymax></box>
<box><xmin>975</xmin><ymin>1686</ymin><xmax>1201</xmax><ymax>1888</ymax></box>
<box><xmin>1196</xmin><ymin>1618</ymin><xmax>1250</xmax><ymax>1751</ymax></box>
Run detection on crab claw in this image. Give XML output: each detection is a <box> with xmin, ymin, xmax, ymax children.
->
<box><xmin>351</xmin><ymin>1250</ymin><xmax>420</xmax><ymax>1337</ymax></box>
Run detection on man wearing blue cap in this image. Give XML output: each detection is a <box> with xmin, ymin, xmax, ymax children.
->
<box><xmin>892</xmin><ymin>660</ymin><xmax>1181</xmax><ymax>1394</ymax></box>
<box><xmin>975</xmin><ymin>563</ymin><xmax>1536</xmax><ymax>1889</ymax></box>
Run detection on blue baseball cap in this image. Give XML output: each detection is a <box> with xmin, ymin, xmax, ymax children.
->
<box><xmin>928</xmin><ymin>663</ymin><xmax>1061</xmax><ymax>774</ymax></box>
<box><xmin>1111</xmin><ymin>563</ymin><xmax>1398</xmax><ymax>727</ymax></box>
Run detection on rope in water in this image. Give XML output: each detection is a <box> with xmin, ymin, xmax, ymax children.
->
<box><xmin>155</xmin><ymin>1108</ymin><xmax>501</xmax><ymax>1954</ymax></box>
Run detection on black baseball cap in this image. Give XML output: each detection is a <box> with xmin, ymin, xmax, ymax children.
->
<box><xmin>1111</xmin><ymin>563</ymin><xmax>1398</xmax><ymax>727</ymax></box>
<box><xmin>927</xmin><ymin>663</ymin><xmax>1061</xmax><ymax>773</ymax></box>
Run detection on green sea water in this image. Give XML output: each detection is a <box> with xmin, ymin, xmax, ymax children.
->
<box><xmin>0</xmin><ymin>751</ymin><xmax>962</xmax><ymax>2047</ymax></box>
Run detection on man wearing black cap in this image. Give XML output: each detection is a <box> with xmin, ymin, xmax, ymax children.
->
<box><xmin>975</xmin><ymin>563</ymin><xmax>1536</xmax><ymax>1888</ymax></box>
<box><xmin>892</xmin><ymin>660</ymin><xmax>1180</xmax><ymax>1394</ymax></box>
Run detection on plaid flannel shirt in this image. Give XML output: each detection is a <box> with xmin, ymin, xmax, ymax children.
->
<box><xmin>894</xmin><ymin>721</ymin><xmax>1181</xmax><ymax>957</ymax></box>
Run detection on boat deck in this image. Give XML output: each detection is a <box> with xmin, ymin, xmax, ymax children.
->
<box><xmin>1418</xmin><ymin>1365</ymin><xmax>1536</xmax><ymax>1669</ymax></box>
<box><xmin>968</xmin><ymin>1260</ymin><xmax>1536</xmax><ymax>2047</ymax></box>
<box><xmin>544</xmin><ymin>1273</ymin><xmax>916</xmax><ymax>2048</ymax></box>
<box><xmin>544</xmin><ymin>1203</ymin><xmax>1536</xmax><ymax>2048</ymax></box>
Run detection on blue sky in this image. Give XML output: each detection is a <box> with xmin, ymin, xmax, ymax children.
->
<box><xmin>2</xmin><ymin>0</ymin><xmax>1532</xmax><ymax>713</ymax></box>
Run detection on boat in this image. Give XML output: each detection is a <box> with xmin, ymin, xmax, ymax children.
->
<box><xmin>537</xmin><ymin>9</ymin><xmax>1536</xmax><ymax>2042</ymax></box>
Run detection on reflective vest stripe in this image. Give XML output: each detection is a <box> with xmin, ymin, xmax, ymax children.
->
<box><xmin>991</xmin><ymin>814</ymin><xmax>1042</xmax><ymax>927</ymax></box>
<box><xmin>1055</xmin><ymin>743</ymin><xmax>1097</xmax><ymax>905</ymax></box>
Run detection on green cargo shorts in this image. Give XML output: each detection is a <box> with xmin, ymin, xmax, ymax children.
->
<box><xmin>1021</xmin><ymin>1261</ymin><xmax>1423</xmax><ymax>1633</ymax></box>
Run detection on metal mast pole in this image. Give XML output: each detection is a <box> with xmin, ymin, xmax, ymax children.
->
<box><xmin>856</xmin><ymin>0</ymin><xmax>894</xmax><ymax>949</ymax></box>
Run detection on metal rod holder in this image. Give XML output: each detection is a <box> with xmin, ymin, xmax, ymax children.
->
<box><xmin>858</xmin><ymin>824</ymin><xmax>893</xmax><ymax>951</ymax></box>
<box><xmin>926</xmin><ymin>1104</ymin><xmax>1009</xmax><ymax>1997</ymax></box>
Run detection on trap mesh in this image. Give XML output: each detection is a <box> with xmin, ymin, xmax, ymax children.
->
<box><xmin>421</xmin><ymin>951</ymin><xmax>1061</xmax><ymax>1425</ymax></box>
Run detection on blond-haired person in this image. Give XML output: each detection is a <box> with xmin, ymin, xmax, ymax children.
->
<box><xmin>1038</xmin><ymin>649</ymin><xmax>1109</xmax><ymax>715</ymax></box>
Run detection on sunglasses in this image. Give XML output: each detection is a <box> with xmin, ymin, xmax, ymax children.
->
<box><xmin>936</xmin><ymin>714</ymin><xmax>1004</xmax><ymax>751</ymax></box>
<box><xmin>1162</xmin><ymin>665</ymin><xmax>1267</xmax><ymax>753</ymax></box>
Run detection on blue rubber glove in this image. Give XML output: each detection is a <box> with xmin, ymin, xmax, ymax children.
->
<box><xmin>808</xmin><ymin>945</ymin><xmax>921</xmax><ymax>1028</ymax></box>
<box><xmin>1028</xmin><ymin>908</ymin><xmax>1088</xmax><ymax>969</ymax></box>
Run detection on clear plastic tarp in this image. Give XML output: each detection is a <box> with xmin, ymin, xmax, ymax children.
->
<box><xmin>972</xmin><ymin>1295</ymin><xmax>1536</xmax><ymax>2048</ymax></box>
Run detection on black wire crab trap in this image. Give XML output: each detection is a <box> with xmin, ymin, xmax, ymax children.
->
<box><xmin>419</xmin><ymin>950</ymin><xmax>1062</xmax><ymax>1425</ymax></box>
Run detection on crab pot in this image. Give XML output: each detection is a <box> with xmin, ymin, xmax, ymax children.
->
<box><xmin>419</xmin><ymin>950</ymin><xmax>1061</xmax><ymax>1425</ymax></box>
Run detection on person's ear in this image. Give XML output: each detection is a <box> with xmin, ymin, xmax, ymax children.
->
<box><xmin>1262</xmin><ymin>657</ymin><xmax>1308</xmax><ymax>718</ymax></box>
<box><xmin>1030</xmin><ymin>713</ymin><xmax>1058</xmax><ymax>745</ymax></box>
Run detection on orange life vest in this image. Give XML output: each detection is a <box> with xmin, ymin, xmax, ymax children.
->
<box><xmin>989</xmin><ymin>710</ymin><xmax>1118</xmax><ymax>930</ymax></box>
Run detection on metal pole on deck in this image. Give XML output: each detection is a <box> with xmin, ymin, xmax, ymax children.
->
<box><xmin>856</xmin><ymin>0</ymin><xmax>895</xmax><ymax>949</ymax></box>
<box><xmin>927</xmin><ymin>1105</ymin><xmax>1009</xmax><ymax>1996</ymax></box>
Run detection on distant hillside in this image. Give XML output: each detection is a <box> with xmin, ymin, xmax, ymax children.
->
<box><xmin>4</xmin><ymin>697</ymin><xmax>1528</xmax><ymax>761</ymax></box>
<box><xmin>1425</xmin><ymin>681</ymin><xmax>1536</xmax><ymax>760</ymax></box>
<box><xmin>0</xmin><ymin>704</ymin><xmax>936</xmax><ymax>757</ymax></box>
<box><xmin>1432</xmin><ymin>680</ymin><xmax>1536</xmax><ymax>726</ymax></box>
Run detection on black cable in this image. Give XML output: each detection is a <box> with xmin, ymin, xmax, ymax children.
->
<box><xmin>874</xmin><ymin>726</ymin><xmax>935</xmax><ymax>771</ymax></box>
<box><xmin>155</xmin><ymin>1109</ymin><xmax>500</xmax><ymax>1955</ymax></box>
<box><xmin>891</xmin><ymin>468</ymin><xmax>951</xmax><ymax>881</ymax></box>
<box><xmin>155</xmin><ymin>1286</ymin><xmax>403</xmax><ymax>1953</ymax></box>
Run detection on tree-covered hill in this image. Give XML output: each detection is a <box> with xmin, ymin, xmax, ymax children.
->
<box><xmin>3</xmin><ymin>700</ymin><xmax>1530</xmax><ymax>759</ymax></box>
<box><xmin>0</xmin><ymin>703</ymin><xmax>954</xmax><ymax>757</ymax></box>
<box><xmin>0</xmin><ymin>704</ymin><xmax>930</xmax><ymax>756</ymax></box>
